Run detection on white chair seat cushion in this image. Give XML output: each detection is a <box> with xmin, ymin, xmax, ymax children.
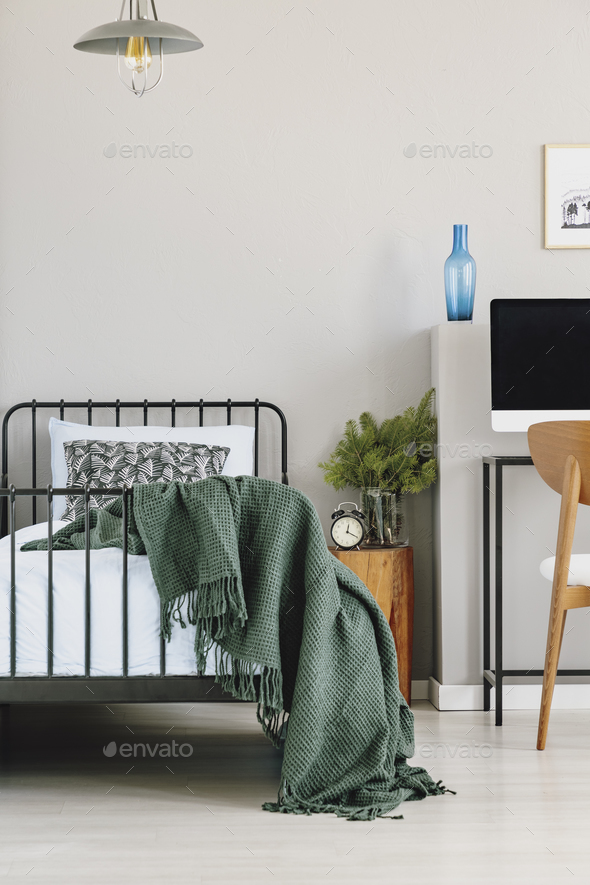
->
<box><xmin>540</xmin><ymin>554</ymin><xmax>590</xmax><ymax>586</ymax></box>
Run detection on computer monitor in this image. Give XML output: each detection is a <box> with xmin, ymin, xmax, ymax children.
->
<box><xmin>490</xmin><ymin>298</ymin><xmax>590</xmax><ymax>432</ymax></box>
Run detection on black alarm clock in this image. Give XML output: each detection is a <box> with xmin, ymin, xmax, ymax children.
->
<box><xmin>330</xmin><ymin>502</ymin><xmax>366</xmax><ymax>550</ymax></box>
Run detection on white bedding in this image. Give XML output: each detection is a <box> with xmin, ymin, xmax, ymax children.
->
<box><xmin>0</xmin><ymin>521</ymin><xmax>220</xmax><ymax>677</ymax></box>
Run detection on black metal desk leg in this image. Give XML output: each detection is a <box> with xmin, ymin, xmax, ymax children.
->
<box><xmin>483</xmin><ymin>461</ymin><xmax>491</xmax><ymax>712</ymax></box>
<box><xmin>495</xmin><ymin>463</ymin><xmax>503</xmax><ymax>725</ymax></box>
<box><xmin>0</xmin><ymin>704</ymin><xmax>10</xmax><ymax>766</ymax></box>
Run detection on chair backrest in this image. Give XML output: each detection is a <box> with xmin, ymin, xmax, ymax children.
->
<box><xmin>528</xmin><ymin>421</ymin><xmax>590</xmax><ymax>505</ymax></box>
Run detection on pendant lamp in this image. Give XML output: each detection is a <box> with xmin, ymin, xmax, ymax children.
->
<box><xmin>74</xmin><ymin>0</ymin><xmax>203</xmax><ymax>97</ymax></box>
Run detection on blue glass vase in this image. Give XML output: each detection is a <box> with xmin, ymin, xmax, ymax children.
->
<box><xmin>444</xmin><ymin>224</ymin><xmax>476</xmax><ymax>322</ymax></box>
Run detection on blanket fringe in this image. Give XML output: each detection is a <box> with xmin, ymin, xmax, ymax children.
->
<box><xmin>199</xmin><ymin>644</ymin><xmax>285</xmax><ymax>746</ymax></box>
<box><xmin>262</xmin><ymin>776</ymin><xmax>454</xmax><ymax>821</ymax></box>
<box><xmin>161</xmin><ymin>575</ymin><xmax>247</xmax><ymax>652</ymax></box>
<box><xmin>256</xmin><ymin>704</ymin><xmax>288</xmax><ymax>749</ymax></box>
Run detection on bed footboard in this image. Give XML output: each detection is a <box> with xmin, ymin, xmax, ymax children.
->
<box><xmin>0</xmin><ymin>486</ymin><xmax>262</xmax><ymax>704</ymax></box>
<box><xmin>0</xmin><ymin>398</ymin><xmax>287</xmax><ymax>704</ymax></box>
<box><xmin>0</xmin><ymin>676</ymin><xmax>257</xmax><ymax>704</ymax></box>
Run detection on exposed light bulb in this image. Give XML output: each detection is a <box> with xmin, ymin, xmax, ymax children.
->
<box><xmin>124</xmin><ymin>36</ymin><xmax>152</xmax><ymax>73</ymax></box>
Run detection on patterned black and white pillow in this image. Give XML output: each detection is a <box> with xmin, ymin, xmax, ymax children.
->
<box><xmin>61</xmin><ymin>439</ymin><xmax>230</xmax><ymax>522</ymax></box>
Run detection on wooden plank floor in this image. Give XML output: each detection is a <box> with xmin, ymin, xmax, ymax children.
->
<box><xmin>1</xmin><ymin>701</ymin><xmax>590</xmax><ymax>883</ymax></box>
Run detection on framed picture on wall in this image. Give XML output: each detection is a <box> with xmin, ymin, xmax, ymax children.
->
<box><xmin>545</xmin><ymin>144</ymin><xmax>590</xmax><ymax>249</ymax></box>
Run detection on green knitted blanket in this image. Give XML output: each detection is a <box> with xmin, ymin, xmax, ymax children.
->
<box><xmin>23</xmin><ymin>476</ymin><xmax>452</xmax><ymax>819</ymax></box>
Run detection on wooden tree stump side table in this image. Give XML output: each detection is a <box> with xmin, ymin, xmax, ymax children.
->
<box><xmin>328</xmin><ymin>546</ymin><xmax>414</xmax><ymax>706</ymax></box>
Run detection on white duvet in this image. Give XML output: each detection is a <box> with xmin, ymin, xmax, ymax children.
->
<box><xmin>0</xmin><ymin>521</ymin><xmax>219</xmax><ymax>677</ymax></box>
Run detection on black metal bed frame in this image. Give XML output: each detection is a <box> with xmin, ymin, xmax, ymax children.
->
<box><xmin>0</xmin><ymin>399</ymin><xmax>288</xmax><ymax>704</ymax></box>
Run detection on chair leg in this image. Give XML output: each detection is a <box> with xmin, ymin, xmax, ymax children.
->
<box><xmin>557</xmin><ymin>608</ymin><xmax>567</xmax><ymax>661</ymax></box>
<box><xmin>537</xmin><ymin>607</ymin><xmax>567</xmax><ymax>751</ymax></box>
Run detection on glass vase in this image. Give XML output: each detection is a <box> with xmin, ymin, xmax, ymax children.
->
<box><xmin>361</xmin><ymin>489</ymin><xmax>409</xmax><ymax>548</ymax></box>
<box><xmin>444</xmin><ymin>224</ymin><xmax>476</xmax><ymax>322</ymax></box>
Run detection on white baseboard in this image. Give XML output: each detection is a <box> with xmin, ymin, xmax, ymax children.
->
<box><xmin>428</xmin><ymin>676</ymin><xmax>590</xmax><ymax>711</ymax></box>
<box><xmin>411</xmin><ymin>680</ymin><xmax>429</xmax><ymax>701</ymax></box>
<box><xmin>428</xmin><ymin>677</ymin><xmax>483</xmax><ymax>710</ymax></box>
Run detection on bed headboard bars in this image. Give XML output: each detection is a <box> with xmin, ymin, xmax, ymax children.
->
<box><xmin>1</xmin><ymin>398</ymin><xmax>288</xmax><ymax>535</ymax></box>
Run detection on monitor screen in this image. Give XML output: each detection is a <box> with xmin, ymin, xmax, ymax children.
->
<box><xmin>490</xmin><ymin>298</ymin><xmax>590</xmax><ymax>431</ymax></box>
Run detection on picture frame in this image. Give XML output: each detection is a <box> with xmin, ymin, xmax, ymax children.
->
<box><xmin>545</xmin><ymin>144</ymin><xmax>590</xmax><ymax>249</ymax></box>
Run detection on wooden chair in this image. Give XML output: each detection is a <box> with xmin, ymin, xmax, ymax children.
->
<box><xmin>528</xmin><ymin>421</ymin><xmax>590</xmax><ymax>750</ymax></box>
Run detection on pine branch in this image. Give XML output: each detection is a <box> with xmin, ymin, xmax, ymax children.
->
<box><xmin>319</xmin><ymin>389</ymin><xmax>438</xmax><ymax>494</ymax></box>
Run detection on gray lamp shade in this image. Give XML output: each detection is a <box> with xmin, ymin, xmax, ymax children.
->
<box><xmin>74</xmin><ymin>20</ymin><xmax>203</xmax><ymax>55</ymax></box>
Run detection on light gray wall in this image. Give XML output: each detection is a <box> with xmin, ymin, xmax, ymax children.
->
<box><xmin>1</xmin><ymin>1</ymin><xmax>589</xmax><ymax>680</ymax></box>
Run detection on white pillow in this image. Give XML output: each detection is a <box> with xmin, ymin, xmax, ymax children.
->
<box><xmin>49</xmin><ymin>418</ymin><xmax>255</xmax><ymax>515</ymax></box>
